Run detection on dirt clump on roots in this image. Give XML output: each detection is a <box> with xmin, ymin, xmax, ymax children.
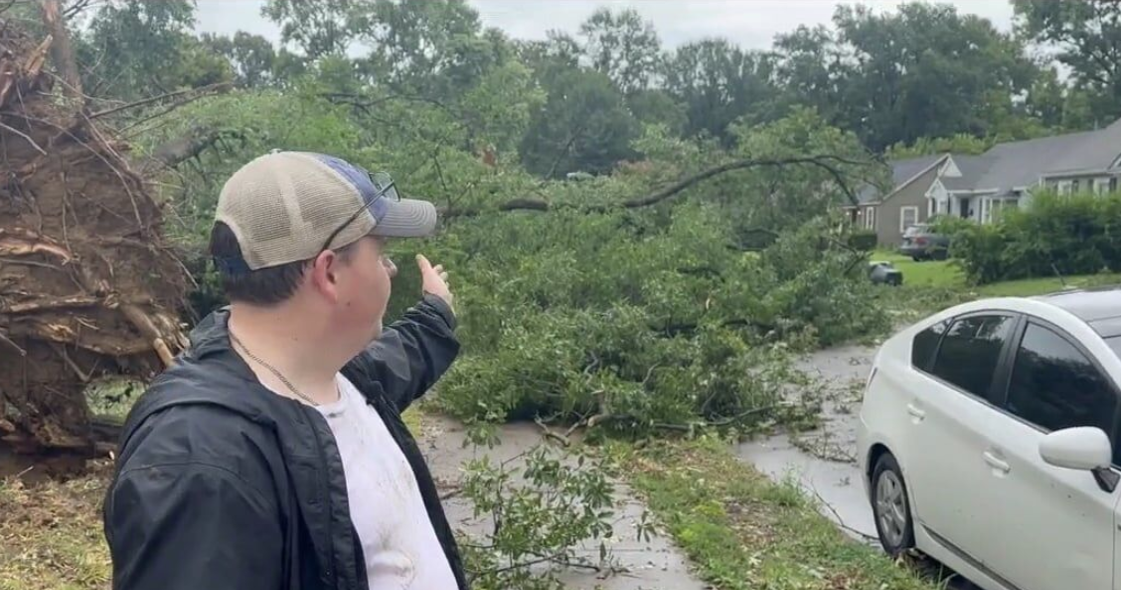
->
<box><xmin>0</xmin><ymin>19</ymin><xmax>190</xmax><ymax>458</ymax></box>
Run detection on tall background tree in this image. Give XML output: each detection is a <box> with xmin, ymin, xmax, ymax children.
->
<box><xmin>579</xmin><ymin>7</ymin><xmax>662</xmax><ymax>95</ymax></box>
<box><xmin>1012</xmin><ymin>0</ymin><xmax>1121</xmax><ymax>127</ymax></box>
<box><xmin>821</xmin><ymin>3</ymin><xmax>1040</xmax><ymax>150</ymax></box>
<box><xmin>662</xmin><ymin>39</ymin><xmax>779</xmax><ymax>144</ymax></box>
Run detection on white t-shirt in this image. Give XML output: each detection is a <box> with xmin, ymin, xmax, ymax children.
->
<box><xmin>315</xmin><ymin>374</ymin><xmax>458</xmax><ymax>589</ymax></box>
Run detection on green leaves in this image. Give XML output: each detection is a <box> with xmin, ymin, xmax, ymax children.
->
<box><xmin>939</xmin><ymin>190</ymin><xmax>1122</xmax><ymax>284</ymax></box>
<box><xmin>1012</xmin><ymin>0</ymin><xmax>1120</xmax><ymax>125</ymax></box>
<box><xmin>434</xmin><ymin>196</ymin><xmax>887</xmax><ymax>434</ymax></box>
<box><xmin>519</xmin><ymin>68</ymin><xmax>641</xmax><ymax>178</ymax></box>
<box><xmin>579</xmin><ymin>7</ymin><xmax>662</xmax><ymax>95</ymax></box>
<box><xmin>77</xmin><ymin>0</ymin><xmax>232</xmax><ymax>101</ymax></box>
<box><xmin>459</xmin><ymin>444</ymin><xmax>622</xmax><ymax>589</ymax></box>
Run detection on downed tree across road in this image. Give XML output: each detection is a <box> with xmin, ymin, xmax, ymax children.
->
<box><xmin>0</xmin><ymin>14</ymin><xmax>190</xmax><ymax>455</ymax></box>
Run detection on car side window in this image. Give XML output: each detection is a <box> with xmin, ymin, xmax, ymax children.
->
<box><xmin>911</xmin><ymin>319</ymin><xmax>948</xmax><ymax>370</ymax></box>
<box><xmin>930</xmin><ymin>315</ymin><xmax>1015</xmax><ymax>398</ymax></box>
<box><xmin>1004</xmin><ymin>323</ymin><xmax>1119</xmax><ymax>462</ymax></box>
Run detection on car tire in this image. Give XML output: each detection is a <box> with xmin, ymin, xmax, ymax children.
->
<box><xmin>870</xmin><ymin>452</ymin><xmax>915</xmax><ymax>557</ymax></box>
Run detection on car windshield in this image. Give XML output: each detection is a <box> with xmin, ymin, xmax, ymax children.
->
<box><xmin>1106</xmin><ymin>336</ymin><xmax>1120</xmax><ymax>358</ymax></box>
<box><xmin>904</xmin><ymin>225</ymin><xmax>927</xmax><ymax>236</ymax></box>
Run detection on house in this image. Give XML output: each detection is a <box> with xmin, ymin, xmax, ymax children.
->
<box><xmin>845</xmin><ymin>154</ymin><xmax>951</xmax><ymax>246</ymax></box>
<box><xmin>847</xmin><ymin>120</ymin><xmax>1122</xmax><ymax>247</ymax></box>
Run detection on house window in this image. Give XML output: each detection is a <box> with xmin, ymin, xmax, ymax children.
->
<box><xmin>1057</xmin><ymin>181</ymin><xmax>1072</xmax><ymax>196</ymax></box>
<box><xmin>983</xmin><ymin>198</ymin><xmax>1016</xmax><ymax>224</ymax></box>
<box><xmin>863</xmin><ymin>207</ymin><xmax>875</xmax><ymax>230</ymax></box>
<box><xmin>900</xmin><ymin>206</ymin><xmax>918</xmax><ymax>233</ymax></box>
<box><xmin>1094</xmin><ymin>177</ymin><xmax>1112</xmax><ymax>194</ymax></box>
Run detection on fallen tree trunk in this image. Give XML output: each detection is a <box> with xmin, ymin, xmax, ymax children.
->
<box><xmin>0</xmin><ymin>19</ymin><xmax>190</xmax><ymax>454</ymax></box>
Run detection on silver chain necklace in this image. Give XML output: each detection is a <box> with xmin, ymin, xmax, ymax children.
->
<box><xmin>229</xmin><ymin>330</ymin><xmax>322</xmax><ymax>407</ymax></box>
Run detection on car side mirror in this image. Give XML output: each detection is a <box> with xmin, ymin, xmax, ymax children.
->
<box><xmin>1039</xmin><ymin>427</ymin><xmax>1113</xmax><ymax>471</ymax></box>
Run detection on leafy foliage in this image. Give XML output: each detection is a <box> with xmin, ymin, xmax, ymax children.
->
<box><xmin>662</xmin><ymin>39</ymin><xmax>778</xmax><ymax>144</ymax></box>
<box><xmin>934</xmin><ymin>191</ymin><xmax>1121</xmax><ymax>284</ymax></box>
<box><xmin>459</xmin><ymin>444</ymin><xmax>648</xmax><ymax>589</ymax></box>
<box><xmin>828</xmin><ymin>3</ymin><xmax>1039</xmax><ymax>150</ymax></box>
<box><xmin>579</xmin><ymin>7</ymin><xmax>662</xmax><ymax>95</ymax></box>
<box><xmin>435</xmin><ymin>202</ymin><xmax>886</xmax><ymax>434</ymax></box>
<box><xmin>885</xmin><ymin>133</ymin><xmax>996</xmax><ymax>159</ymax></box>
<box><xmin>520</xmin><ymin>68</ymin><xmax>640</xmax><ymax>177</ymax></box>
<box><xmin>1013</xmin><ymin>0</ymin><xmax>1120</xmax><ymax>126</ymax></box>
<box><xmin>76</xmin><ymin>0</ymin><xmax>232</xmax><ymax>100</ymax></box>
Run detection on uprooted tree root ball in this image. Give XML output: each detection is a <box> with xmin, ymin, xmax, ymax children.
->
<box><xmin>0</xmin><ymin>20</ymin><xmax>190</xmax><ymax>454</ymax></box>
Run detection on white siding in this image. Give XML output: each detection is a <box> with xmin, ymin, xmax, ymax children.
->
<box><xmin>926</xmin><ymin>179</ymin><xmax>949</xmax><ymax>217</ymax></box>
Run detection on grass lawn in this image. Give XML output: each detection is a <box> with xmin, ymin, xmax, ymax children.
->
<box><xmin>607</xmin><ymin>436</ymin><xmax>938</xmax><ymax>590</ymax></box>
<box><xmin>0</xmin><ymin>460</ymin><xmax>113</xmax><ymax>590</ymax></box>
<box><xmin>872</xmin><ymin>250</ymin><xmax>1119</xmax><ymax>324</ymax></box>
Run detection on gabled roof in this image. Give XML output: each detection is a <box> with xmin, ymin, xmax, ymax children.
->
<box><xmin>856</xmin><ymin>154</ymin><xmax>947</xmax><ymax>204</ymax></box>
<box><xmin>959</xmin><ymin>120</ymin><xmax>1121</xmax><ymax>194</ymax></box>
<box><xmin>854</xmin><ymin>120</ymin><xmax>1121</xmax><ymax>205</ymax></box>
<box><xmin>940</xmin><ymin>154</ymin><xmax>996</xmax><ymax>192</ymax></box>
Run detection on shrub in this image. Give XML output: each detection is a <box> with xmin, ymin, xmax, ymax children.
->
<box><xmin>847</xmin><ymin>229</ymin><xmax>878</xmax><ymax>251</ymax></box>
<box><xmin>937</xmin><ymin>190</ymin><xmax>1120</xmax><ymax>284</ymax></box>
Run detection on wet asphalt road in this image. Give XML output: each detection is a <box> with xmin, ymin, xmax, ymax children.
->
<box><xmin>736</xmin><ymin>343</ymin><xmax>981</xmax><ymax>590</ymax></box>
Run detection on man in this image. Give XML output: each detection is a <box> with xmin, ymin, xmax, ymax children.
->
<box><xmin>102</xmin><ymin>151</ymin><xmax>467</xmax><ymax>589</ymax></box>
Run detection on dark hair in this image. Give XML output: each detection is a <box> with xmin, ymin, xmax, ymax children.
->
<box><xmin>208</xmin><ymin>222</ymin><xmax>355</xmax><ymax>305</ymax></box>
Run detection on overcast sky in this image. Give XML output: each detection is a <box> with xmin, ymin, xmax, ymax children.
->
<box><xmin>194</xmin><ymin>0</ymin><xmax>1016</xmax><ymax>52</ymax></box>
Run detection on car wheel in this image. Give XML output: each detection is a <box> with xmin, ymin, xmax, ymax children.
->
<box><xmin>871</xmin><ymin>452</ymin><xmax>915</xmax><ymax>556</ymax></box>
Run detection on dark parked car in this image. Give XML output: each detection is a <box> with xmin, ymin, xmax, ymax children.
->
<box><xmin>899</xmin><ymin>224</ymin><xmax>949</xmax><ymax>261</ymax></box>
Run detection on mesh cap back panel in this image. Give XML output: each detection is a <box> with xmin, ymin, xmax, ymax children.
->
<box><xmin>215</xmin><ymin>152</ymin><xmax>377</xmax><ymax>270</ymax></box>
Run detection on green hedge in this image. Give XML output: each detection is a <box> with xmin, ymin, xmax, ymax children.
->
<box><xmin>933</xmin><ymin>190</ymin><xmax>1120</xmax><ymax>284</ymax></box>
<box><xmin>847</xmin><ymin>229</ymin><xmax>878</xmax><ymax>251</ymax></box>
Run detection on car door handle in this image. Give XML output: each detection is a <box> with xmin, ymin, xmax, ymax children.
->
<box><xmin>983</xmin><ymin>451</ymin><xmax>1010</xmax><ymax>473</ymax></box>
<box><xmin>906</xmin><ymin>403</ymin><xmax>926</xmax><ymax>421</ymax></box>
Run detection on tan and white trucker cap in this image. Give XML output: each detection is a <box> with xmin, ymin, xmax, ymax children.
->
<box><xmin>213</xmin><ymin>151</ymin><xmax>437</xmax><ymax>273</ymax></box>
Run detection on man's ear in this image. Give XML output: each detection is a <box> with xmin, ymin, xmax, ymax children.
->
<box><xmin>308</xmin><ymin>250</ymin><xmax>342</xmax><ymax>302</ymax></box>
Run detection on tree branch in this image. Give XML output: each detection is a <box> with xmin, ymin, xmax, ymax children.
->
<box><xmin>443</xmin><ymin>154</ymin><xmax>871</xmax><ymax>217</ymax></box>
<box><xmin>148</xmin><ymin>127</ymin><xmax>243</xmax><ymax>168</ymax></box>
<box><xmin>61</xmin><ymin>0</ymin><xmax>93</xmax><ymax>20</ymax></box>
<box><xmin>0</xmin><ymin>330</ymin><xmax>26</xmax><ymax>356</ymax></box>
<box><xmin>89</xmin><ymin>82</ymin><xmax>230</xmax><ymax>120</ymax></box>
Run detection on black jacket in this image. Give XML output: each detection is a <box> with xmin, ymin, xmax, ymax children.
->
<box><xmin>102</xmin><ymin>295</ymin><xmax>467</xmax><ymax>590</ymax></box>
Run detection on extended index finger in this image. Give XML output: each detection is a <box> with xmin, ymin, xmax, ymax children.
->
<box><xmin>416</xmin><ymin>254</ymin><xmax>433</xmax><ymax>273</ymax></box>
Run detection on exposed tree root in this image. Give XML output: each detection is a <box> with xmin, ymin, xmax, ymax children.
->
<box><xmin>0</xmin><ymin>16</ymin><xmax>190</xmax><ymax>456</ymax></box>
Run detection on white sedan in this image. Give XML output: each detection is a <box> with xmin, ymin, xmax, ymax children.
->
<box><xmin>857</xmin><ymin>287</ymin><xmax>1121</xmax><ymax>590</ymax></box>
